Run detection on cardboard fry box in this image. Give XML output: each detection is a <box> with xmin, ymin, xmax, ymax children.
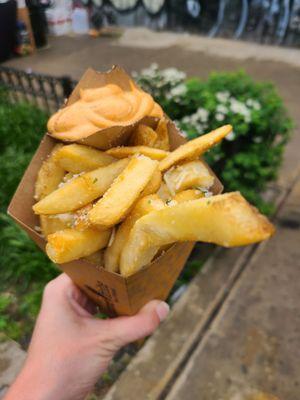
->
<box><xmin>8</xmin><ymin>67</ymin><xmax>223</xmax><ymax>317</ymax></box>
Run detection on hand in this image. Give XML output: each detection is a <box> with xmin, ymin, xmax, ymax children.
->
<box><xmin>5</xmin><ymin>274</ymin><xmax>169</xmax><ymax>400</ymax></box>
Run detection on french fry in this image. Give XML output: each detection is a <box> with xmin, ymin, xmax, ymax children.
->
<box><xmin>159</xmin><ymin>125</ymin><xmax>232</xmax><ymax>171</ymax></box>
<box><xmin>129</xmin><ymin>124</ymin><xmax>158</xmax><ymax>147</ymax></box>
<box><xmin>163</xmin><ymin>160</ymin><xmax>214</xmax><ymax>196</ymax></box>
<box><xmin>88</xmin><ymin>155</ymin><xmax>158</xmax><ymax>229</ymax></box>
<box><xmin>173</xmin><ymin>189</ymin><xmax>204</xmax><ymax>203</ymax></box>
<box><xmin>33</xmin><ymin>158</ymin><xmax>129</xmax><ymax>215</ymax></box>
<box><xmin>54</xmin><ymin>144</ymin><xmax>116</xmax><ymax>173</ymax></box>
<box><xmin>34</xmin><ymin>144</ymin><xmax>65</xmax><ymax>201</ymax></box>
<box><xmin>107</xmin><ymin>146</ymin><xmax>169</xmax><ymax>161</ymax></box>
<box><xmin>40</xmin><ymin>214</ymin><xmax>74</xmax><ymax>237</ymax></box>
<box><xmin>120</xmin><ymin>192</ymin><xmax>275</xmax><ymax>276</ymax></box>
<box><xmin>73</xmin><ymin>203</ymin><xmax>93</xmax><ymax>231</ymax></box>
<box><xmin>104</xmin><ymin>194</ymin><xmax>165</xmax><ymax>273</ymax></box>
<box><xmin>154</xmin><ymin>118</ymin><xmax>170</xmax><ymax>150</ymax></box>
<box><xmin>141</xmin><ymin>168</ymin><xmax>162</xmax><ymax>197</ymax></box>
<box><xmin>46</xmin><ymin>228</ymin><xmax>111</xmax><ymax>264</ymax></box>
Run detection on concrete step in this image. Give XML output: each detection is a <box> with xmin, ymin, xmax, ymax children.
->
<box><xmin>0</xmin><ymin>338</ymin><xmax>26</xmax><ymax>399</ymax></box>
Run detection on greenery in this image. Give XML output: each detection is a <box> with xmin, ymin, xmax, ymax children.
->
<box><xmin>135</xmin><ymin>65</ymin><xmax>293</xmax><ymax>213</ymax></box>
<box><xmin>0</xmin><ymin>95</ymin><xmax>58</xmax><ymax>342</ymax></box>
<box><xmin>0</xmin><ymin>67</ymin><xmax>293</xmax><ymax>342</ymax></box>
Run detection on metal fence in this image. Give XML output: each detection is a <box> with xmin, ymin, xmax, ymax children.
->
<box><xmin>0</xmin><ymin>66</ymin><xmax>77</xmax><ymax>113</ymax></box>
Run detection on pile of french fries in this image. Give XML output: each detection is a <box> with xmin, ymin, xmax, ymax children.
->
<box><xmin>33</xmin><ymin>120</ymin><xmax>274</xmax><ymax>277</ymax></box>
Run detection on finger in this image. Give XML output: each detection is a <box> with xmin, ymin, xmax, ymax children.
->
<box><xmin>101</xmin><ymin>300</ymin><xmax>170</xmax><ymax>348</ymax></box>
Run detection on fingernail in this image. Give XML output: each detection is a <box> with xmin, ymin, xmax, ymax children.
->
<box><xmin>156</xmin><ymin>302</ymin><xmax>170</xmax><ymax>322</ymax></box>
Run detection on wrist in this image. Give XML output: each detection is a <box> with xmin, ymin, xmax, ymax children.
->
<box><xmin>5</xmin><ymin>358</ymin><xmax>67</xmax><ymax>400</ymax></box>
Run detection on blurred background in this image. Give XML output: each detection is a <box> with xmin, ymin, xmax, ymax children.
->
<box><xmin>0</xmin><ymin>2</ymin><xmax>299</xmax><ymax>400</ymax></box>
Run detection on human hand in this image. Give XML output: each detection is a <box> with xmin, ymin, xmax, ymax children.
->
<box><xmin>5</xmin><ymin>274</ymin><xmax>169</xmax><ymax>400</ymax></box>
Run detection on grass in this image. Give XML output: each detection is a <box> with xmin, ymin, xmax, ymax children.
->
<box><xmin>0</xmin><ymin>94</ymin><xmax>59</xmax><ymax>343</ymax></box>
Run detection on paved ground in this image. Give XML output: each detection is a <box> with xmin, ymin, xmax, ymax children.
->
<box><xmin>2</xmin><ymin>29</ymin><xmax>300</xmax><ymax>399</ymax></box>
<box><xmin>0</xmin><ymin>339</ymin><xmax>26</xmax><ymax>398</ymax></box>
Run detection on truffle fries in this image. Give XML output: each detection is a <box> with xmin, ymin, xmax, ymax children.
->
<box><xmin>120</xmin><ymin>192</ymin><xmax>275</xmax><ymax>277</ymax></box>
<box><xmin>159</xmin><ymin>125</ymin><xmax>232</xmax><ymax>171</ymax></box>
<box><xmin>33</xmin><ymin>158</ymin><xmax>129</xmax><ymax>214</ymax></box>
<box><xmin>46</xmin><ymin>228</ymin><xmax>111</xmax><ymax>264</ymax></box>
<box><xmin>129</xmin><ymin>124</ymin><xmax>158</xmax><ymax>147</ymax></box>
<box><xmin>163</xmin><ymin>160</ymin><xmax>214</xmax><ymax>196</ymax></box>
<box><xmin>104</xmin><ymin>194</ymin><xmax>165</xmax><ymax>273</ymax></box>
<box><xmin>154</xmin><ymin>118</ymin><xmax>170</xmax><ymax>151</ymax></box>
<box><xmin>88</xmin><ymin>155</ymin><xmax>158</xmax><ymax>228</ymax></box>
<box><xmin>54</xmin><ymin>143</ymin><xmax>116</xmax><ymax>173</ymax></box>
<box><xmin>107</xmin><ymin>146</ymin><xmax>168</xmax><ymax>161</ymax></box>
<box><xmin>34</xmin><ymin>144</ymin><xmax>65</xmax><ymax>201</ymax></box>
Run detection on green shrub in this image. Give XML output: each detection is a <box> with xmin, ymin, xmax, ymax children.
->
<box><xmin>0</xmin><ymin>96</ymin><xmax>58</xmax><ymax>341</ymax></box>
<box><xmin>135</xmin><ymin>65</ymin><xmax>292</xmax><ymax>213</ymax></box>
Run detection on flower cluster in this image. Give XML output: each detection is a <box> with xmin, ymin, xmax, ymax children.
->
<box><xmin>134</xmin><ymin>63</ymin><xmax>187</xmax><ymax>103</ymax></box>
<box><xmin>214</xmin><ymin>91</ymin><xmax>261</xmax><ymax>125</ymax></box>
<box><xmin>181</xmin><ymin>107</ymin><xmax>209</xmax><ymax>135</ymax></box>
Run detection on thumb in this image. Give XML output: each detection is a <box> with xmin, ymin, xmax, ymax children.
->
<box><xmin>102</xmin><ymin>300</ymin><xmax>170</xmax><ymax>348</ymax></box>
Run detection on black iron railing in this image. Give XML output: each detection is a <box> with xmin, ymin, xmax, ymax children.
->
<box><xmin>0</xmin><ymin>66</ymin><xmax>77</xmax><ymax>113</ymax></box>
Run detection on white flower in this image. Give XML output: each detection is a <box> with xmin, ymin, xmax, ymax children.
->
<box><xmin>195</xmin><ymin>107</ymin><xmax>209</xmax><ymax>122</ymax></box>
<box><xmin>229</xmin><ymin>97</ymin><xmax>251</xmax><ymax>123</ymax></box>
<box><xmin>182</xmin><ymin>115</ymin><xmax>191</xmax><ymax>124</ymax></box>
<box><xmin>161</xmin><ymin>67</ymin><xmax>186</xmax><ymax>83</ymax></box>
<box><xmin>225</xmin><ymin>131</ymin><xmax>236</xmax><ymax>141</ymax></box>
<box><xmin>169</xmin><ymin>83</ymin><xmax>187</xmax><ymax>97</ymax></box>
<box><xmin>216</xmin><ymin>91</ymin><xmax>230</xmax><ymax>103</ymax></box>
<box><xmin>216</xmin><ymin>113</ymin><xmax>225</xmax><ymax>121</ymax></box>
<box><xmin>216</xmin><ymin>104</ymin><xmax>228</xmax><ymax>114</ymax></box>
<box><xmin>246</xmin><ymin>99</ymin><xmax>261</xmax><ymax>111</ymax></box>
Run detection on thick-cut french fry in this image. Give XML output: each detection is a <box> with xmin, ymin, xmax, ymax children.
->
<box><xmin>120</xmin><ymin>192</ymin><xmax>275</xmax><ymax>276</ymax></box>
<box><xmin>163</xmin><ymin>160</ymin><xmax>214</xmax><ymax>195</ymax></box>
<box><xmin>73</xmin><ymin>203</ymin><xmax>93</xmax><ymax>231</ymax></box>
<box><xmin>46</xmin><ymin>228</ymin><xmax>111</xmax><ymax>264</ymax></box>
<box><xmin>33</xmin><ymin>158</ymin><xmax>129</xmax><ymax>215</ymax></box>
<box><xmin>106</xmin><ymin>146</ymin><xmax>169</xmax><ymax>161</ymax></box>
<box><xmin>104</xmin><ymin>194</ymin><xmax>165</xmax><ymax>273</ymax></box>
<box><xmin>159</xmin><ymin>125</ymin><xmax>232</xmax><ymax>171</ymax></box>
<box><xmin>54</xmin><ymin>144</ymin><xmax>116</xmax><ymax>173</ymax></box>
<box><xmin>129</xmin><ymin>124</ymin><xmax>158</xmax><ymax>147</ymax></box>
<box><xmin>173</xmin><ymin>189</ymin><xmax>204</xmax><ymax>203</ymax></box>
<box><xmin>40</xmin><ymin>214</ymin><xmax>74</xmax><ymax>237</ymax></box>
<box><xmin>34</xmin><ymin>144</ymin><xmax>65</xmax><ymax>201</ymax></box>
<box><xmin>88</xmin><ymin>155</ymin><xmax>158</xmax><ymax>228</ymax></box>
<box><xmin>141</xmin><ymin>168</ymin><xmax>162</xmax><ymax>197</ymax></box>
<box><xmin>154</xmin><ymin>118</ymin><xmax>170</xmax><ymax>150</ymax></box>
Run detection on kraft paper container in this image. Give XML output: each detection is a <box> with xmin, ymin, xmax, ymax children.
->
<box><xmin>8</xmin><ymin>67</ymin><xmax>223</xmax><ymax>316</ymax></box>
